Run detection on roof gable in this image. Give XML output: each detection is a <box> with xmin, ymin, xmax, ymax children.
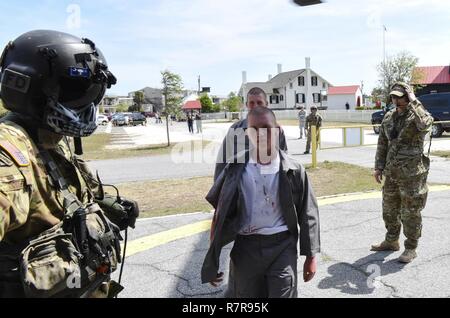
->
<box><xmin>328</xmin><ymin>85</ymin><xmax>360</xmax><ymax>95</ymax></box>
<box><xmin>413</xmin><ymin>66</ymin><xmax>450</xmax><ymax>85</ymax></box>
<box><xmin>183</xmin><ymin>100</ymin><xmax>202</xmax><ymax>110</ymax></box>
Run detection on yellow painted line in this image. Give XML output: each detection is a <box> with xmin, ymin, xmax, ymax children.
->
<box><xmin>125</xmin><ymin>219</ymin><xmax>211</xmax><ymax>257</ymax></box>
<box><xmin>318</xmin><ymin>191</ymin><xmax>381</xmax><ymax>206</ymax></box>
<box><xmin>124</xmin><ymin>184</ymin><xmax>450</xmax><ymax>257</ymax></box>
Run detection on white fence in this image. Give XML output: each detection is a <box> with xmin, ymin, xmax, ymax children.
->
<box><xmin>202</xmin><ymin>109</ymin><xmax>379</xmax><ymax>123</ymax></box>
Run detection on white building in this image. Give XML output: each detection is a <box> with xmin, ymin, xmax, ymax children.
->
<box><xmin>99</xmin><ymin>95</ymin><xmax>134</xmax><ymax>113</ymax></box>
<box><xmin>327</xmin><ymin>85</ymin><xmax>362</xmax><ymax>110</ymax></box>
<box><xmin>239</xmin><ymin>58</ymin><xmax>332</xmax><ymax>109</ymax></box>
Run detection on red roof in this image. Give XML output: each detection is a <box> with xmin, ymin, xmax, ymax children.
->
<box><xmin>182</xmin><ymin>100</ymin><xmax>202</xmax><ymax>110</ymax></box>
<box><xmin>413</xmin><ymin>66</ymin><xmax>450</xmax><ymax>85</ymax></box>
<box><xmin>327</xmin><ymin>85</ymin><xmax>360</xmax><ymax>95</ymax></box>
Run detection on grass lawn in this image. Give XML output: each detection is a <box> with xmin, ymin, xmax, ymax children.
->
<box><xmin>117</xmin><ymin>161</ymin><xmax>382</xmax><ymax>218</ymax></box>
<box><xmin>81</xmin><ymin>134</ymin><xmax>211</xmax><ymax>160</ymax></box>
<box><xmin>431</xmin><ymin>151</ymin><xmax>450</xmax><ymax>159</ymax></box>
<box><xmin>278</xmin><ymin>120</ymin><xmax>373</xmax><ymax>129</ymax></box>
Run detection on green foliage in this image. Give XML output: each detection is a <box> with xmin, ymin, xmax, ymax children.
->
<box><xmin>161</xmin><ymin>70</ymin><xmax>184</xmax><ymax>116</ymax></box>
<box><xmin>212</xmin><ymin>103</ymin><xmax>221</xmax><ymax>113</ymax></box>
<box><xmin>222</xmin><ymin>92</ymin><xmax>242</xmax><ymax>112</ymax></box>
<box><xmin>116</xmin><ymin>103</ymin><xmax>128</xmax><ymax>113</ymax></box>
<box><xmin>161</xmin><ymin>70</ymin><xmax>184</xmax><ymax>146</ymax></box>
<box><xmin>199</xmin><ymin>94</ymin><xmax>215</xmax><ymax>113</ymax></box>
<box><xmin>132</xmin><ymin>91</ymin><xmax>145</xmax><ymax>112</ymax></box>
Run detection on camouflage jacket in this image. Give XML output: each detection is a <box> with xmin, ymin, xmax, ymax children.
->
<box><xmin>305</xmin><ymin>113</ymin><xmax>322</xmax><ymax>130</ymax></box>
<box><xmin>0</xmin><ymin>120</ymin><xmax>97</xmax><ymax>244</ymax></box>
<box><xmin>375</xmin><ymin>99</ymin><xmax>433</xmax><ymax>178</ymax></box>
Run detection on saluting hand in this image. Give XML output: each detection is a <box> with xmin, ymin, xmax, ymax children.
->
<box><xmin>405</xmin><ymin>86</ymin><xmax>417</xmax><ymax>103</ymax></box>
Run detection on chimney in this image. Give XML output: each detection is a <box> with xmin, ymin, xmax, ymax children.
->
<box><xmin>268</xmin><ymin>74</ymin><xmax>273</xmax><ymax>81</ymax></box>
<box><xmin>242</xmin><ymin>71</ymin><xmax>247</xmax><ymax>84</ymax></box>
<box><xmin>305</xmin><ymin>57</ymin><xmax>311</xmax><ymax>69</ymax></box>
<box><xmin>277</xmin><ymin>64</ymin><xmax>282</xmax><ymax>74</ymax></box>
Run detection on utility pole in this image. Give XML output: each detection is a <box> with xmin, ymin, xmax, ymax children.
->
<box><xmin>361</xmin><ymin>80</ymin><xmax>364</xmax><ymax>106</ymax></box>
<box><xmin>198</xmin><ymin>75</ymin><xmax>201</xmax><ymax>95</ymax></box>
<box><xmin>383</xmin><ymin>25</ymin><xmax>387</xmax><ymax>65</ymax></box>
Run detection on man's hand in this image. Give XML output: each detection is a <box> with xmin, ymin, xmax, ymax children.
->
<box><xmin>209</xmin><ymin>272</ymin><xmax>224</xmax><ymax>287</ymax></box>
<box><xmin>405</xmin><ymin>85</ymin><xmax>417</xmax><ymax>103</ymax></box>
<box><xmin>303</xmin><ymin>256</ymin><xmax>316</xmax><ymax>282</ymax></box>
<box><xmin>373</xmin><ymin>169</ymin><xmax>383</xmax><ymax>184</ymax></box>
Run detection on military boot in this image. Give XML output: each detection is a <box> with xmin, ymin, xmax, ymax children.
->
<box><xmin>398</xmin><ymin>249</ymin><xmax>417</xmax><ymax>263</ymax></box>
<box><xmin>370</xmin><ymin>240</ymin><xmax>400</xmax><ymax>251</ymax></box>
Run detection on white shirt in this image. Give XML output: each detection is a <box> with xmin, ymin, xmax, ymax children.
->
<box><xmin>238</xmin><ymin>154</ymin><xmax>289</xmax><ymax>235</ymax></box>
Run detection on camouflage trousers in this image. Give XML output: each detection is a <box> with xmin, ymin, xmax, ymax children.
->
<box><xmin>305</xmin><ymin>128</ymin><xmax>320</xmax><ymax>152</ymax></box>
<box><xmin>382</xmin><ymin>173</ymin><xmax>429</xmax><ymax>249</ymax></box>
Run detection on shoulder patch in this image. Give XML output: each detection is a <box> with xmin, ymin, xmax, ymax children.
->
<box><xmin>0</xmin><ymin>140</ymin><xmax>29</xmax><ymax>167</ymax></box>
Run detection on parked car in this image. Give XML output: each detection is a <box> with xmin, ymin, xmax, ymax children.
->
<box><xmin>112</xmin><ymin>114</ymin><xmax>127</xmax><ymax>126</ymax></box>
<box><xmin>130</xmin><ymin>113</ymin><xmax>147</xmax><ymax>126</ymax></box>
<box><xmin>96</xmin><ymin>114</ymin><xmax>109</xmax><ymax>125</ymax></box>
<box><xmin>371</xmin><ymin>104</ymin><xmax>394</xmax><ymax>134</ymax></box>
<box><xmin>419</xmin><ymin>93</ymin><xmax>450</xmax><ymax>137</ymax></box>
<box><xmin>371</xmin><ymin>93</ymin><xmax>450</xmax><ymax>137</ymax></box>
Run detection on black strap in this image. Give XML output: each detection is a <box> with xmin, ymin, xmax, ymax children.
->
<box><xmin>39</xmin><ymin>150</ymin><xmax>91</xmax><ymax>260</ymax></box>
<box><xmin>39</xmin><ymin>150</ymin><xmax>84</xmax><ymax>215</ymax></box>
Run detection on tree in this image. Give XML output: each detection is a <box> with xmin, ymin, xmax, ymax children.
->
<box><xmin>212</xmin><ymin>103</ymin><xmax>221</xmax><ymax>113</ymax></box>
<box><xmin>374</xmin><ymin>51</ymin><xmax>422</xmax><ymax>104</ymax></box>
<box><xmin>222</xmin><ymin>92</ymin><xmax>242</xmax><ymax>112</ymax></box>
<box><xmin>132</xmin><ymin>91</ymin><xmax>145</xmax><ymax>112</ymax></box>
<box><xmin>161</xmin><ymin>70</ymin><xmax>184</xmax><ymax>146</ymax></box>
<box><xmin>199</xmin><ymin>94</ymin><xmax>214</xmax><ymax>113</ymax></box>
<box><xmin>115</xmin><ymin>103</ymin><xmax>128</xmax><ymax>113</ymax></box>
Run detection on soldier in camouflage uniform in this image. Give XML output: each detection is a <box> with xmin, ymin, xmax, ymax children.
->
<box><xmin>371</xmin><ymin>82</ymin><xmax>433</xmax><ymax>263</ymax></box>
<box><xmin>304</xmin><ymin>106</ymin><xmax>322</xmax><ymax>154</ymax></box>
<box><xmin>0</xmin><ymin>30</ymin><xmax>139</xmax><ymax>297</ymax></box>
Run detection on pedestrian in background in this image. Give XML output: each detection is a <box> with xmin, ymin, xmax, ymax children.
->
<box><xmin>195</xmin><ymin>112</ymin><xmax>203</xmax><ymax>133</ymax></box>
<box><xmin>187</xmin><ymin>113</ymin><xmax>194</xmax><ymax>134</ymax></box>
<box><xmin>297</xmin><ymin>106</ymin><xmax>307</xmax><ymax>139</ymax></box>
<box><xmin>304</xmin><ymin>106</ymin><xmax>322</xmax><ymax>154</ymax></box>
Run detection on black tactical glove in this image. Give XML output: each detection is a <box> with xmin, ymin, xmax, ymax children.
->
<box><xmin>96</xmin><ymin>195</ymin><xmax>139</xmax><ymax>231</ymax></box>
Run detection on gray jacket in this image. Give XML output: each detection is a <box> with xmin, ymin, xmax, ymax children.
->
<box><xmin>201</xmin><ymin>150</ymin><xmax>320</xmax><ymax>284</ymax></box>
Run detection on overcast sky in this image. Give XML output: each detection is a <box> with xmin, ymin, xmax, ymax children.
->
<box><xmin>1</xmin><ymin>0</ymin><xmax>449</xmax><ymax>97</ymax></box>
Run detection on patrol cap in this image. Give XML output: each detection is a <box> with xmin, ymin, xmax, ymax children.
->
<box><xmin>390</xmin><ymin>82</ymin><xmax>408</xmax><ymax>98</ymax></box>
<box><xmin>310</xmin><ymin>105</ymin><xmax>318</xmax><ymax>110</ymax></box>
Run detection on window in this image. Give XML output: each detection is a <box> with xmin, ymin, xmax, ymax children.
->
<box><xmin>296</xmin><ymin>93</ymin><xmax>305</xmax><ymax>104</ymax></box>
<box><xmin>322</xmin><ymin>82</ymin><xmax>327</xmax><ymax>89</ymax></box>
<box><xmin>313</xmin><ymin>93</ymin><xmax>321</xmax><ymax>103</ymax></box>
<box><xmin>270</xmin><ymin>95</ymin><xmax>279</xmax><ymax>104</ymax></box>
<box><xmin>298</xmin><ymin>76</ymin><xmax>305</xmax><ymax>86</ymax></box>
<box><xmin>289</xmin><ymin>82</ymin><xmax>293</xmax><ymax>89</ymax></box>
<box><xmin>311</xmin><ymin>76</ymin><xmax>318</xmax><ymax>86</ymax></box>
<box><xmin>280</xmin><ymin>95</ymin><xmax>284</xmax><ymax>101</ymax></box>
